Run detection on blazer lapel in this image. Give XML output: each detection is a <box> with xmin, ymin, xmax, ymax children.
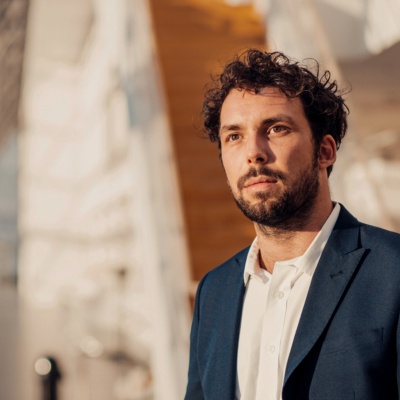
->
<box><xmin>284</xmin><ymin>206</ymin><xmax>367</xmax><ymax>385</ymax></box>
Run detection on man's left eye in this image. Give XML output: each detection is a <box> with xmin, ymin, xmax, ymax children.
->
<box><xmin>270</xmin><ymin>125</ymin><xmax>289</xmax><ymax>134</ymax></box>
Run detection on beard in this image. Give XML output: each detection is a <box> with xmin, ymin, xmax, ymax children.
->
<box><xmin>230</xmin><ymin>160</ymin><xmax>320</xmax><ymax>232</ymax></box>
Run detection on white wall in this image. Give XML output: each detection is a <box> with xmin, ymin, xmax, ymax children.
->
<box><xmin>19</xmin><ymin>0</ymin><xmax>190</xmax><ymax>399</ymax></box>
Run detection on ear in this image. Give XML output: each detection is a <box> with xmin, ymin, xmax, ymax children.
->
<box><xmin>318</xmin><ymin>134</ymin><xmax>336</xmax><ymax>171</ymax></box>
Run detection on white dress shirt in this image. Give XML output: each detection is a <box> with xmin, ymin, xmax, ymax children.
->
<box><xmin>236</xmin><ymin>204</ymin><xmax>340</xmax><ymax>400</ymax></box>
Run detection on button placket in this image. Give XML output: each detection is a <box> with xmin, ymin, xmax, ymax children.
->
<box><xmin>267</xmin><ymin>344</ymin><xmax>276</xmax><ymax>353</ymax></box>
<box><xmin>274</xmin><ymin>290</ymin><xmax>284</xmax><ymax>300</ymax></box>
<box><xmin>256</xmin><ymin>264</ymin><xmax>297</xmax><ymax>400</ymax></box>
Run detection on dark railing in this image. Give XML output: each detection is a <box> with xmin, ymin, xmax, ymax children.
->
<box><xmin>35</xmin><ymin>356</ymin><xmax>61</xmax><ymax>400</ymax></box>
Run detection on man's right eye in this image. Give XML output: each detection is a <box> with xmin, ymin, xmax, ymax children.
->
<box><xmin>226</xmin><ymin>133</ymin><xmax>240</xmax><ymax>142</ymax></box>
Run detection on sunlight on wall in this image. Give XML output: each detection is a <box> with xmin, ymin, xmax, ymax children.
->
<box><xmin>19</xmin><ymin>0</ymin><xmax>190</xmax><ymax>399</ymax></box>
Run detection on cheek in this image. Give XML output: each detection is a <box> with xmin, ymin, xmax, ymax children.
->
<box><xmin>282</xmin><ymin>144</ymin><xmax>312</xmax><ymax>168</ymax></box>
<box><xmin>222</xmin><ymin>155</ymin><xmax>241</xmax><ymax>185</ymax></box>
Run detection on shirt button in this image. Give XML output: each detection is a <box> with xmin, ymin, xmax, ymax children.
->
<box><xmin>274</xmin><ymin>291</ymin><xmax>284</xmax><ymax>300</ymax></box>
<box><xmin>267</xmin><ymin>345</ymin><xmax>275</xmax><ymax>353</ymax></box>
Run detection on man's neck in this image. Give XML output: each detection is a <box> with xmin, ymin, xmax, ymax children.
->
<box><xmin>255</xmin><ymin>201</ymin><xmax>335</xmax><ymax>273</ymax></box>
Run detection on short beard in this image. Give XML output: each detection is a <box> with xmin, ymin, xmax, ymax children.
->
<box><xmin>231</xmin><ymin>161</ymin><xmax>320</xmax><ymax>233</ymax></box>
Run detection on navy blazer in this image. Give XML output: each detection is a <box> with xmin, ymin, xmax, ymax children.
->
<box><xmin>185</xmin><ymin>206</ymin><xmax>400</xmax><ymax>399</ymax></box>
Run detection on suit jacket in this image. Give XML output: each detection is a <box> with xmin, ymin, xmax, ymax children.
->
<box><xmin>185</xmin><ymin>206</ymin><xmax>400</xmax><ymax>400</ymax></box>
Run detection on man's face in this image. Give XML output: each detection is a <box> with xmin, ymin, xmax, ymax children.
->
<box><xmin>219</xmin><ymin>87</ymin><xmax>321</xmax><ymax>230</ymax></box>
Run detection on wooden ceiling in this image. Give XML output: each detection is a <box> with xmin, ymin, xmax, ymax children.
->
<box><xmin>148</xmin><ymin>0</ymin><xmax>266</xmax><ymax>282</ymax></box>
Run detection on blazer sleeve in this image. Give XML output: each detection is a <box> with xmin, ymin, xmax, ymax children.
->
<box><xmin>184</xmin><ymin>276</ymin><xmax>206</xmax><ymax>400</ymax></box>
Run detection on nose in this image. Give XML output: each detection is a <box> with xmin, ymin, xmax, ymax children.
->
<box><xmin>246</xmin><ymin>135</ymin><xmax>269</xmax><ymax>165</ymax></box>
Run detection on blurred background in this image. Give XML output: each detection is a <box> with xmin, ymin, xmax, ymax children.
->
<box><xmin>0</xmin><ymin>0</ymin><xmax>399</xmax><ymax>398</ymax></box>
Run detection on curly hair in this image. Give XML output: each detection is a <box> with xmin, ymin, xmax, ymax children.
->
<box><xmin>203</xmin><ymin>49</ymin><xmax>349</xmax><ymax>175</ymax></box>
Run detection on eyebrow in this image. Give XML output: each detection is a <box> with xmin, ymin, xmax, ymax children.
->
<box><xmin>219</xmin><ymin>124</ymin><xmax>242</xmax><ymax>135</ymax></box>
<box><xmin>260</xmin><ymin>115</ymin><xmax>298</xmax><ymax>128</ymax></box>
<box><xmin>220</xmin><ymin>114</ymin><xmax>298</xmax><ymax>134</ymax></box>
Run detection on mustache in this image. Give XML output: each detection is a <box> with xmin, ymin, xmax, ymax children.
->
<box><xmin>237</xmin><ymin>167</ymin><xmax>286</xmax><ymax>190</ymax></box>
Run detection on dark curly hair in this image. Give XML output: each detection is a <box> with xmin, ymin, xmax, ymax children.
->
<box><xmin>203</xmin><ymin>49</ymin><xmax>349</xmax><ymax>176</ymax></box>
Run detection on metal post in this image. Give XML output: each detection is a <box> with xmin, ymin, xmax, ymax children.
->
<box><xmin>35</xmin><ymin>356</ymin><xmax>61</xmax><ymax>400</ymax></box>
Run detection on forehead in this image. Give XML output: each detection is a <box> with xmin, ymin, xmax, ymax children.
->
<box><xmin>220</xmin><ymin>87</ymin><xmax>305</xmax><ymax>123</ymax></box>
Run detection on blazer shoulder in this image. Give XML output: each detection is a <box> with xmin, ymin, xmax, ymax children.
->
<box><xmin>356</xmin><ymin>222</ymin><xmax>400</xmax><ymax>280</ymax></box>
<box><xmin>336</xmin><ymin>204</ymin><xmax>400</xmax><ymax>254</ymax></box>
<box><xmin>360</xmin><ymin>223</ymin><xmax>400</xmax><ymax>250</ymax></box>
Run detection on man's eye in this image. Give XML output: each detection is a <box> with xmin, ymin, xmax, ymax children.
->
<box><xmin>227</xmin><ymin>133</ymin><xmax>240</xmax><ymax>141</ymax></box>
<box><xmin>270</xmin><ymin>125</ymin><xmax>289</xmax><ymax>135</ymax></box>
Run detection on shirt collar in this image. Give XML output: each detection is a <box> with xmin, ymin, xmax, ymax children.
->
<box><xmin>243</xmin><ymin>236</ymin><xmax>265</xmax><ymax>285</ymax></box>
<box><xmin>243</xmin><ymin>203</ymin><xmax>341</xmax><ymax>285</ymax></box>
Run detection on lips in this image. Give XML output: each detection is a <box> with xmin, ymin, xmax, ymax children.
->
<box><xmin>244</xmin><ymin>176</ymin><xmax>278</xmax><ymax>188</ymax></box>
<box><xmin>237</xmin><ymin>167</ymin><xmax>285</xmax><ymax>191</ymax></box>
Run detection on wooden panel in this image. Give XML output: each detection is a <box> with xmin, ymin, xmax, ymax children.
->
<box><xmin>149</xmin><ymin>0</ymin><xmax>266</xmax><ymax>282</ymax></box>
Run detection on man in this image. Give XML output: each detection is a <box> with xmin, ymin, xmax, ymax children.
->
<box><xmin>185</xmin><ymin>49</ymin><xmax>400</xmax><ymax>400</ymax></box>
